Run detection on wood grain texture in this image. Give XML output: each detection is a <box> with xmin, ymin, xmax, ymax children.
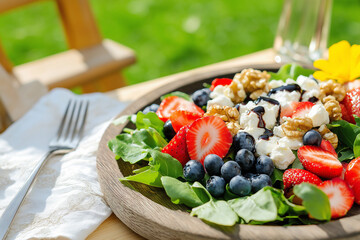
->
<box><xmin>97</xmin><ymin>63</ymin><xmax>360</xmax><ymax>240</ymax></box>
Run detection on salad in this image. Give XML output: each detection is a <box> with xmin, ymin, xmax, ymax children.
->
<box><xmin>108</xmin><ymin>41</ymin><xmax>360</xmax><ymax>227</ymax></box>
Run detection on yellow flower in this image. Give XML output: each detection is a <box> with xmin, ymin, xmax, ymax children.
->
<box><xmin>313</xmin><ymin>40</ymin><xmax>360</xmax><ymax>84</ymax></box>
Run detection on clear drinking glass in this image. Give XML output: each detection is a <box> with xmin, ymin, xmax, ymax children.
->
<box><xmin>273</xmin><ymin>0</ymin><xmax>333</xmax><ymax>65</ymax></box>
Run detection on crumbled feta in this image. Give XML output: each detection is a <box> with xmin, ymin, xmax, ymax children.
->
<box><xmin>297</xmin><ymin>75</ymin><xmax>320</xmax><ymax>102</ymax></box>
<box><xmin>307</xmin><ymin>104</ymin><xmax>329</xmax><ymax>127</ymax></box>
<box><xmin>256</xmin><ymin>100</ymin><xmax>280</xmax><ymax>129</ymax></box>
<box><xmin>278</xmin><ymin>137</ymin><xmax>303</xmax><ymax>150</ymax></box>
<box><xmin>273</xmin><ymin>126</ymin><xmax>284</xmax><ymax>137</ymax></box>
<box><xmin>269</xmin><ymin>90</ymin><xmax>301</xmax><ymax>109</ymax></box>
<box><xmin>256</xmin><ymin>136</ymin><xmax>279</xmax><ymax>156</ymax></box>
<box><xmin>268</xmin><ymin>80</ymin><xmax>284</xmax><ymax>89</ymax></box>
<box><xmin>207</xmin><ymin>85</ymin><xmax>234</xmax><ymax>107</ymax></box>
<box><xmin>270</xmin><ymin>145</ymin><xmax>296</xmax><ymax>170</ymax></box>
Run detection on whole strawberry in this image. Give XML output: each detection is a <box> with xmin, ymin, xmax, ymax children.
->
<box><xmin>283</xmin><ymin>169</ymin><xmax>322</xmax><ymax>190</ymax></box>
<box><xmin>341</xmin><ymin>88</ymin><xmax>360</xmax><ymax>124</ymax></box>
<box><xmin>162</xmin><ymin>125</ymin><xmax>190</xmax><ymax>166</ymax></box>
<box><xmin>345</xmin><ymin>157</ymin><xmax>360</xmax><ymax>204</ymax></box>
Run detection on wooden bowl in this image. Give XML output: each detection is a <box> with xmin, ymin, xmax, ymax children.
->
<box><xmin>97</xmin><ymin>63</ymin><xmax>360</xmax><ymax>240</ymax></box>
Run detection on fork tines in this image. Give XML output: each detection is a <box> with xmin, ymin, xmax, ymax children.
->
<box><xmin>56</xmin><ymin>99</ymin><xmax>89</xmax><ymax>144</ymax></box>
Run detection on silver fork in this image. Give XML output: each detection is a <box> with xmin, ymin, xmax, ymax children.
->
<box><xmin>0</xmin><ymin>99</ymin><xmax>89</xmax><ymax>240</ymax></box>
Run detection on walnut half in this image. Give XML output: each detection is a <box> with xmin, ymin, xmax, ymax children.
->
<box><xmin>317</xmin><ymin>124</ymin><xmax>338</xmax><ymax>149</ymax></box>
<box><xmin>281</xmin><ymin>117</ymin><xmax>313</xmax><ymax>138</ymax></box>
<box><xmin>205</xmin><ymin>104</ymin><xmax>240</xmax><ymax>136</ymax></box>
<box><xmin>233</xmin><ymin>68</ymin><xmax>270</xmax><ymax>100</ymax></box>
<box><xmin>323</xmin><ymin>95</ymin><xmax>342</xmax><ymax>121</ymax></box>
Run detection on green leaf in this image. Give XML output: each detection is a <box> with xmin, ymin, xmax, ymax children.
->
<box><xmin>224</xmin><ymin>184</ymin><xmax>239</xmax><ymax>200</ymax></box>
<box><xmin>270</xmin><ymin>63</ymin><xmax>315</xmax><ymax>82</ymax></box>
<box><xmin>293</xmin><ymin>183</ymin><xmax>331</xmax><ymax>221</ymax></box>
<box><xmin>149</xmin><ymin>150</ymin><xmax>183</xmax><ymax>178</ymax></box>
<box><xmin>108</xmin><ymin>137</ymin><xmax>149</xmax><ymax>163</ymax></box>
<box><xmin>355</xmin><ymin>115</ymin><xmax>360</xmax><ymax>126</ymax></box>
<box><xmin>328</xmin><ymin>120</ymin><xmax>360</xmax><ymax>149</ymax></box>
<box><xmin>191</xmin><ymin>181</ymin><xmax>212</xmax><ymax>203</ymax></box>
<box><xmin>354</xmin><ymin>133</ymin><xmax>360</xmax><ymax>158</ymax></box>
<box><xmin>161</xmin><ymin>177</ymin><xmax>209</xmax><ymax>208</ymax></box>
<box><xmin>160</xmin><ymin>91</ymin><xmax>191</xmax><ymax>101</ymax></box>
<box><xmin>112</xmin><ymin>114</ymin><xmax>134</xmax><ymax>125</ymax></box>
<box><xmin>203</xmin><ymin>83</ymin><xmax>211</xmax><ymax>88</ymax></box>
<box><xmin>228</xmin><ymin>188</ymin><xmax>278</xmax><ymax>223</ymax></box>
<box><xmin>120</xmin><ymin>168</ymin><xmax>162</xmax><ymax>187</ymax></box>
<box><xmin>191</xmin><ymin>200</ymin><xmax>239</xmax><ymax>226</ymax></box>
<box><xmin>135</xmin><ymin>112</ymin><xmax>165</xmax><ymax>138</ymax></box>
<box><xmin>271</xmin><ymin>168</ymin><xmax>284</xmax><ymax>185</ymax></box>
<box><xmin>338</xmin><ymin>148</ymin><xmax>355</xmax><ymax>162</ymax></box>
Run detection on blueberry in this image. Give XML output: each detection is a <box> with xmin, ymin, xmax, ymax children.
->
<box><xmin>229</xmin><ymin>175</ymin><xmax>251</xmax><ymax>196</ymax></box>
<box><xmin>235</xmin><ymin>149</ymin><xmax>255</xmax><ymax>172</ymax></box>
<box><xmin>163</xmin><ymin>120</ymin><xmax>176</xmax><ymax>140</ymax></box>
<box><xmin>249</xmin><ymin>174</ymin><xmax>272</xmax><ymax>193</ymax></box>
<box><xmin>255</xmin><ymin>155</ymin><xmax>274</xmax><ymax>176</ymax></box>
<box><xmin>220</xmin><ymin>161</ymin><xmax>241</xmax><ymax>182</ymax></box>
<box><xmin>303</xmin><ymin>130</ymin><xmax>322</xmax><ymax>146</ymax></box>
<box><xmin>233</xmin><ymin>132</ymin><xmax>255</xmax><ymax>153</ymax></box>
<box><xmin>204</xmin><ymin>154</ymin><xmax>224</xmax><ymax>176</ymax></box>
<box><xmin>192</xmin><ymin>88</ymin><xmax>211</xmax><ymax>108</ymax></box>
<box><xmin>183</xmin><ymin>160</ymin><xmax>205</xmax><ymax>182</ymax></box>
<box><xmin>143</xmin><ymin>104</ymin><xmax>160</xmax><ymax>114</ymax></box>
<box><xmin>206</xmin><ymin>176</ymin><xmax>226</xmax><ymax>197</ymax></box>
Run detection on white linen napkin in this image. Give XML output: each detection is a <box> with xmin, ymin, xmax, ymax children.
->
<box><xmin>0</xmin><ymin>88</ymin><xmax>128</xmax><ymax>240</ymax></box>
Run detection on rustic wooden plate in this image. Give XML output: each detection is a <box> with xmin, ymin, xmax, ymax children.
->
<box><xmin>97</xmin><ymin>63</ymin><xmax>360</xmax><ymax>240</ymax></box>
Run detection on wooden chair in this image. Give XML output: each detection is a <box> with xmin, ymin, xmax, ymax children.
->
<box><xmin>0</xmin><ymin>0</ymin><xmax>136</xmax><ymax>131</ymax></box>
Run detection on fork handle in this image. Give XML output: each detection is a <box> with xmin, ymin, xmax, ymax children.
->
<box><xmin>0</xmin><ymin>150</ymin><xmax>54</xmax><ymax>240</ymax></box>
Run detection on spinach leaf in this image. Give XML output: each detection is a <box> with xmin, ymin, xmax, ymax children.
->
<box><xmin>354</xmin><ymin>133</ymin><xmax>360</xmax><ymax>158</ymax></box>
<box><xmin>161</xmin><ymin>177</ymin><xmax>209</xmax><ymax>208</ymax></box>
<box><xmin>191</xmin><ymin>200</ymin><xmax>239</xmax><ymax>226</ymax></box>
<box><xmin>149</xmin><ymin>150</ymin><xmax>183</xmax><ymax>179</ymax></box>
<box><xmin>328</xmin><ymin>120</ymin><xmax>360</xmax><ymax>149</ymax></box>
<box><xmin>108</xmin><ymin>137</ymin><xmax>148</xmax><ymax>163</ymax></box>
<box><xmin>293</xmin><ymin>183</ymin><xmax>331</xmax><ymax>221</ymax></box>
<box><xmin>135</xmin><ymin>112</ymin><xmax>165</xmax><ymax>138</ymax></box>
<box><xmin>113</xmin><ymin>114</ymin><xmax>136</xmax><ymax>125</ymax></box>
<box><xmin>271</xmin><ymin>168</ymin><xmax>284</xmax><ymax>185</ymax></box>
<box><xmin>160</xmin><ymin>91</ymin><xmax>191</xmax><ymax>101</ymax></box>
<box><xmin>270</xmin><ymin>64</ymin><xmax>315</xmax><ymax>81</ymax></box>
<box><xmin>224</xmin><ymin>184</ymin><xmax>239</xmax><ymax>201</ymax></box>
<box><xmin>121</xmin><ymin>167</ymin><xmax>163</xmax><ymax>187</ymax></box>
<box><xmin>338</xmin><ymin>148</ymin><xmax>355</xmax><ymax>161</ymax></box>
<box><xmin>228</xmin><ymin>188</ymin><xmax>278</xmax><ymax>223</ymax></box>
<box><xmin>191</xmin><ymin>181</ymin><xmax>212</xmax><ymax>203</ymax></box>
<box><xmin>355</xmin><ymin>115</ymin><xmax>360</xmax><ymax>126</ymax></box>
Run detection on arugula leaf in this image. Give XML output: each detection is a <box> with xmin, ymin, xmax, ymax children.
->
<box><xmin>270</xmin><ymin>63</ymin><xmax>315</xmax><ymax>81</ymax></box>
<box><xmin>160</xmin><ymin>91</ymin><xmax>191</xmax><ymax>101</ymax></box>
<box><xmin>161</xmin><ymin>177</ymin><xmax>210</xmax><ymax>208</ymax></box>
<box><xmin>293</xmin><ymin>183</ymin><xmax>331</xmax><ymax>221</ymax></box>
<box><xmin>135</xmin><ymin>112</ymin><xmax>165</xmax><ymax>138</ymax></box>
<box><xmin>191</xmin><ymin>200</ymin><xmax>239</xmax><ymax>226</ymax></box>
<box><xmin>228</xmin><ymin>188</ymin><xmax>278</xmax><ymax>223</ymax></box>
<box><xmin>328</xmin><ymin>120</ymin><xmax>360</xmax><ymax>149</ymax></box>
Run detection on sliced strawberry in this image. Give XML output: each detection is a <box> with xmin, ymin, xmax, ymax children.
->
<box><xmin>318</xmin><ymin>178</ymin><xmax>354</xmax><ymax>219</ymax></box>
<box><xmin>341</xmin><ymin>88</ymin><xmax>360</xmax><ymax>123</ymax></box>
<box><xmin>341</xmin><ymin>162</ymin><xmax>349</xmax><ymax>180</ymax></box>
<box><xmin>297</xmin><ymin>145</ymin><xmax>342</xmax><ymax>179</ymax></box>
<box><xmin>345</xmin><ymin>157</ymin><xmax>360</xmax><ymax>188</ymax></box>
<box><xmin>320</xmin><ymin>139</ymin><xmax>337</xmax><ymax>157</ymax></box>
<box><xmin>209</xmin><ymin>78</ymin><xmax>233</xmax><ymax>91</ymax></box>
<box><xmin>186</xmin><ymin>116</ymin><xmax>232</xmax><ymax>164</ymax></box>
<box><xmin>156</xmin><ymin>96</ymin><xmax>204</xmax><ymax>122</ymax></box>
<box><xmin>352</xmin><ymin>181</ymin><xmax>360</xmax><ymax>205</ymax></box>
<box><xmin>340</xmin><ymin>103</ymin><xmax>355</xmax><ymax>124</ymax></box>
<box><xmin>280</xmin><ymin>101</ymin><xmax>299</xmax><ymax>118</ymax></box>
<box><xmin>292</xmin><ymin>102</ymin><xmax>314</xmax><ymax>118</ymax></box>
<box><xmin>170</xmin><ymin>110</ymin><xmax>202</xmax><ymax>132</ymax></box>
<box><xmin>283</xmin><ymin>169</ymin><xmax>322</xmax><ymax>190</ymax></box>
<box><xmin>161</xmin><ymin>125</ymin><xmax>190</xmax><ymax>166</ymax></box>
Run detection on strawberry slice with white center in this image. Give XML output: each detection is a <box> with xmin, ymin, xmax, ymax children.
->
<box><xmin>186</xmin><ymin>116</ymin><xmax>232</xmax><ymax>164</ymax></box>
<box><xmin>318</xmin><ymin>178</ymin><xmax>354</xmax><ymax>219</ymax></box>
<box><xmin>297</xmin><ymin>145</ymin><xmax>342</xmax><ymax>179</ymax></box>
<box><xmin>292</xmin><ymin>101</ymin><xmax>314</xmax><ymax>118</ymax></box>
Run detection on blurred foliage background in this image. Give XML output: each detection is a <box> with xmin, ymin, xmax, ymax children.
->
<box><xmin>0</xmin><ymin>0</ymin><xmax>359</xmax><ymax>85</ymax></box>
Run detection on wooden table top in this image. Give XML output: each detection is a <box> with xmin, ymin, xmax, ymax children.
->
<box><xmin>87</xmin><ymin>48</ymin><xmax>277</xmax><ymax>240</ymax></box>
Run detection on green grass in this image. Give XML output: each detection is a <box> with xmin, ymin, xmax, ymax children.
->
<box><xmin>0</xmin><ymin>0</ymin><xmax>359</xmax><ymax>85</ymax></box>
